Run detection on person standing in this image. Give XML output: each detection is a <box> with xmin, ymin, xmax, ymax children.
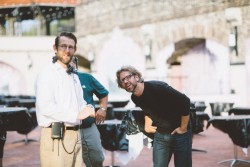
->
<box><xmin>77</xmin><ymin>71</ymin><xmax>109</xmax><ymax>167</ymax></box>
<box><xmin>116</xmin><ymin>65</ymin><xmax>192</xmax><ymax>167</ymax></box>
<box><xmin>35</xmin><ymin>32</ymin><xmax>95</xmax><ymax>167</ymax></box>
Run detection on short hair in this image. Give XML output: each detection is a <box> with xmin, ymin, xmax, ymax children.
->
<box><xmin>54</xmin><ymin>32</ymin><xmax>77</xmax><ymax>48</ymax></box>
<box><xmin>116</xmin><ymin>65</ymin><xmax>144</xmax><ymax>88</ymax></box>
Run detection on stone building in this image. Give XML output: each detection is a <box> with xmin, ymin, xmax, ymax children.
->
<box><xmin>75</xmin><ymin>0</ymin><xmax>250</xmax><ymax>105</ymax></box>
<box><xmin>0</xmin><ymin>0</ymin><xmax>88</xmax><ymax>95</ymax></box>
<box><xmin>0</xmin><ymin>0</ymin><xmax>250</xmax><ymax>106</ymax></box>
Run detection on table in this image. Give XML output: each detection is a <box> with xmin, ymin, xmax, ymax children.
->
<box><xmin>97</xmin><ymin>120</ymin><xmax>128</xmax><ymax>167</ymax></box>
<box><xmin>113</xmin><ymin>107</ymin><xmax>154</xmax><ymax>139</ymax></box>
<box><xmin>0</xmin><ymin>98</ymin><xmax>19</xmax><ymax>107</ymax></box>
<box><xmin>97</xmin><ymin>110</ymin><xmax>147</xmax><ymax>166</ymax></box>
<box><xmin>207</xmin><ymin>115</ymin><xmax>250</xmax><ymax>166</ymax></box>
<box><xmin>112</xmin><ymin>107</ymin><xmax>143</xmax><ymax>121</ymax></box>
<box><xmin>95</xmin><ymin>103</ymin><xmax>114</xmax><ymax>119</ymax></box>
<box><xmin>108</xmin><ymin>100</ymin><xmax>129</xmax><ymax>108</ymax></box>
<box><xmin>210</xmin><ymin>102</ymin><xmax>234</xmax><ymax>116</ymax></box>
<box><xmin>17</xmin><ymin>99</ymin><xmax>36</xmax><ymax>109</ymax></box>
<box><xmin>112</xmin><ymin>107</ymin><xmax>129</xmax><ymax>120</ymax></box>
<box><xmin>95</xmin><ymin>100</ymin><xmax>129</xmax><ymax>108</ymax></box>
<box><xmin>0</xmin><ymin>107</ymin><xmax>38</xmax><ymax>159</ymax></box>
<box><xmin>0</xmin><ymin>107</ymin><xmax>27</xmax><ymax>159</ymax></box>
<box><xmin>193</xmin><ymin>101</ymin><xmax>207</xmax><ymax>112</ymax></box>
<box><xmin>190</xmin><ymin>104</ymin><xmax>210</xmax><ymax>153</ymax></box>
<box><xmin>97</xmin><ymin>120</ymin><xmax>128</xmax><ymax>152</ymax></box>
<box><xmin>229</xmin><ymin>107</ymin><xmax>250</xmax><ymax>115</ymax></box>
<box><xmin>0</xmin><ymin>96</ymin><xmax>36</xmax><ymax>109</ymax></box>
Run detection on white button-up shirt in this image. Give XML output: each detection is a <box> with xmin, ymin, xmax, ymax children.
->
<box><xmin>35</xmin><ymin>62</ymin><xmax>86</xmax><ymax>127</ymax></box>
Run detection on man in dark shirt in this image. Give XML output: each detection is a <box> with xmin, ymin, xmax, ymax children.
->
<box><xmin>116</xmin><ymin>65</ymin><xmax>192</xmax><ymax>167</ymax></box>
<box><xmin>78</xmin><ymin>72</ymin><xmax>109</xmax><ymax>167</ymax></box>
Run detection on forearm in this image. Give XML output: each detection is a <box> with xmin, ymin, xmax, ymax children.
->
<box><xmin>99</xmin><ymin>96</ymin><xmax>108</xmax><ymax>109</ymax></box>
<box><xmin>180</xmin><ymin>115</ymin><xmax>190</xmax><ymax>131</ymax></box>
<box><xmin>145</xmin><ymin>115</ymin><xmax>153</xmax><ymax>127</ymax></box>
<box><xmin>95</xmin><ymin>96</ymin><xmax>108</xmax><ymax>123</ymax></box>
<box><xmin>144</xmin><ymin>115</ymin><xmax>157</xmax><ymax>133</ymax></box>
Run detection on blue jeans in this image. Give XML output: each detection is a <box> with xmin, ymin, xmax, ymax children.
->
<box><xmin>153</xmin><ymin>129</ymin><xmax>192</xmax><ymax>167</ymax></box>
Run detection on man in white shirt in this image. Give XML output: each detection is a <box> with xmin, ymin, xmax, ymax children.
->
<box><xmin>35</xmin><ymin>32</ymin><xmax>95</xmax><ymax>167</ymax></box>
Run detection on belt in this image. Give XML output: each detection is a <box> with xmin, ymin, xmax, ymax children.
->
<box><xmin>46</xmin><ymin>125</ymin><xmax>80</xmax><ymax>131</ymax></box>
<box><xmin>65</xmin><ymin>126</ymin><xmax>80</xmax><ymax>131</ymax></box>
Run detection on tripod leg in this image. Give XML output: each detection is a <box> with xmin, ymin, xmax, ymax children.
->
<box><xmin>192</xmin><ymin>148</ymin><xmax>207</xmax><ymax>153</ymax></box>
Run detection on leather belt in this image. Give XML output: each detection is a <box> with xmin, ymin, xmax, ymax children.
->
<box><xmin>65</xmin><ymin>126</ymin><xmax>80</xmax><ymax>131</ymax></box>
<box><xmin>46</xmin><ymin>125</ymin><xmax>80</xmax><ymax>131</ymax></box>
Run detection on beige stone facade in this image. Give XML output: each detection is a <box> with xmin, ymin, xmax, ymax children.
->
<box><xmin>0</xmin><ymin>0</ymin><xmax>250</xmax><ymax>106</ymax></box>
<box><xmin>75</xmin><ymin>0</ymin><xmax>250</xmax><ymax>105</ymax></box>
<box><xmin>76</xmin><ymin>0</ymin><xmax>249</xmax><ymax>62</ymax></box>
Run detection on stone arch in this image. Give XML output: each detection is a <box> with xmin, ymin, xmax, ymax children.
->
<box><xmin>154</xmin><ymin>15</ymin><xmax>231</xmax><ymax>94</ymax></box>
<box><xmin>170</xmin><ymin>23</ymin><xmax>228</xmax><ymax>46</ymax></box>
<box><xmin>96</xmin><ymin>27</ymin><xmax>145</xmax><ymax>99</ymax></box>
<box><xmin>155</xmin><ymin>13</ymin><xmax>229</xmax><ymax>49</ymax></box>
<box><xmin>0</xmin><ymin>61</ymin><xmax>26</xmax><ymax>95</ymax></box>
<box><xmin>156</xmin><ymin>37</ymin><xmax>230</xmax><ymax>95</ymax></box>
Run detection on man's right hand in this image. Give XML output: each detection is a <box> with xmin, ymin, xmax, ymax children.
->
<box><xmin>145</xmin><ymin>125</ymin><xmax>157</xmax><ymax>133</ymax></box>
<box><xmin>77</xmin><ymin>105</ymin><xmax>95</xmax><ymax>120</ymax></box>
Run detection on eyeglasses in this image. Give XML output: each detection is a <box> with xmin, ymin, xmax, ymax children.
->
<box><xmin>58</xmin><ymin>44</ymin><xmax>75</xmax><ymax>51</ymax></box>
<box><xmin>120</xmin><ymin>74</ymin><xmax>134</xmax><ymax>83</ymax></box>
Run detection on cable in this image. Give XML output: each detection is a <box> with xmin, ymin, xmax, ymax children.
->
<box><xmin>61</xmin><ymin>133</ymin><xmax>78</xmax><ymax>154</ymax></box>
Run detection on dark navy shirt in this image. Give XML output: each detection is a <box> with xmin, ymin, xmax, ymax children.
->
<box><xmin>131</xmin><ymin>81</ymin><xmax>190</xmax><ymax>134</ymax></box>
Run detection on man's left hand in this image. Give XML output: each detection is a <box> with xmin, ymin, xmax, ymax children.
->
<box><xmin>171</xmin><ymin>127</ymin><xmax>187</xmax><ymax>135</ymax></box>
<box><xmin>95</xmin><ymin>109</ymin><xmax>106</xmax><ymax>124</ymax></box>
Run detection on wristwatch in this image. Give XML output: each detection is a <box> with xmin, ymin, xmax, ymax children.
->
<box><xmin>100</xmin><ymin>107</ymin><xmax>107</xmax><ymax>111</ymax></box>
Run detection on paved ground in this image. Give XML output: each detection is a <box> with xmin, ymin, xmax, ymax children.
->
<box><xmin>2</xmin><ymin>124</ymin><xmax>250</xmax><ymax>167</ymax></box>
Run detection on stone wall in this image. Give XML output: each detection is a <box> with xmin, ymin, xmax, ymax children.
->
<box><xmin>76</xmin><ymin>0</ymin><xmax>250</xmax><ymax>62</ymax></box>
<box><xmin>75</xmin><ymin>0</ymin><xmax>250</xmax><ymax>105</ymax></box>
<box><xmin>76</xmin><ymin>0</ymin><xmax>249</xmax><ymax>36</ymax></box>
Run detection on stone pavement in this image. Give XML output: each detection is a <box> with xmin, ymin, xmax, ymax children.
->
<box><xmin>2</xmin><ymin>125</ymin><xmax>250</xmax><ymax>167</ymax></box>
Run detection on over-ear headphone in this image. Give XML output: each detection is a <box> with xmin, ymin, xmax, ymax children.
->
<box><xmin>52</xmin><ymin>56</ymin><xmax>78</xmax><ymax>74</ymax></box>
<box><xmin>52</xmin><ymin>56</ymin><xmax>58</xmax><ymax>63</ymax></box>
<box><xmin>66</xmin><ymin>64</ymin><xmax>75</xmax><ymax>74</ymax></box>
<box><xmin>67</xmin><ymin>57</ymin><xmax>78</xmax><ymax>74</ymax></box>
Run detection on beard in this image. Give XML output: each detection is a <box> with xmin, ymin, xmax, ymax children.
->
<box><xmin>57</xmin><ymin>54</ymin><xmax>72</xmax><ymax>65</ymax></box>
<box><xmin>125</xmin><ymin>82</ymin><xmax>137</xmax><ymax>93</ymax></box>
